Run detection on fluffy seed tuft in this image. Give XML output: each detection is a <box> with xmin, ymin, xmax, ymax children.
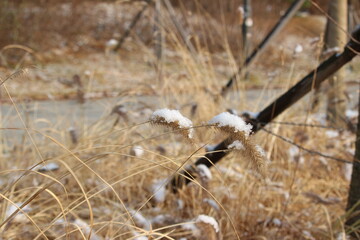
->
<box><xmin>150</xmin><ymin>109</ymin><xmax>194</xmax><ymax>140</ymax></box>
<box><xmin>208</xmin><ymin>112</ymin><xmax>252</xmax><ymax>138</ymax></box>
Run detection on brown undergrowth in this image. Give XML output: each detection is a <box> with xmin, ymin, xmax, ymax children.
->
<box><xmin>0</xmin><ymin>1</ymin><xmax>359</xmax><ymax>239</ymax></box>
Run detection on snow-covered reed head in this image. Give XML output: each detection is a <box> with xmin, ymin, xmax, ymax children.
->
<box><xmin>209</xmin><ymin>112</ymin><xmax>266</xmax><ymax>177</ymax></box>
<box><xmin>227</xmin><ymin>139</ymin><xmax>267</xmax><ymax>177</ymax></box>
<box><xmin>150</xmin><ymin>108</ymin><xmax>194</xmax><ymax>141</ymax></box>
<box><xmin>195</xmin><ymin>215</ymin><xmax>221</xmax><ymax>240</ymax></box>
<box><xmin>208</xmin><ymin>112</ymin><xmax>252</xmax><ymax>141</ymax></box>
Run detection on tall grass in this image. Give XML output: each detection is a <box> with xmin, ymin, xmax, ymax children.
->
<box><xmin>0</xmin><ymin>0</ymin><xmax>359</xmax><ymax>239</ymax></box>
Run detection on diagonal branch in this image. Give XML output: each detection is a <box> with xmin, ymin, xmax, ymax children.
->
<box><xmin>221</xmin><ymin>0</ymin><xmax>306</xmax><ymax>97</ymax></box>
<box><xmin>170</xmin><ymin>25</ymin><xmax>360</xmax><ymax>192</ymax></box>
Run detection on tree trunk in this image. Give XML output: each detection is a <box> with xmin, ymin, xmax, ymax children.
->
<box><xmin>325</xmin><ymin>0</ymin><xmax>348</xmax><ymax>127</ymax></box>
<box><xmin>242</xmin><ymin>0</ymin><xmax>252</xmax><ymax>61</ymax></box>
<box><xmin>242</xmin><ymin>0</ymin><xmax>252</xmax><ymax>80</ymax></box>
<box><xmin>345</xmin><ymin>88</ymin><xmax>360</xmax><ymax>237</ymax></box>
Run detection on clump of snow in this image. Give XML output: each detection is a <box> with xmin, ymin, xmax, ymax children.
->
<box><xmin>294</xmin><ymin>44</ymin><xmax>303</xmax><ymax>53</ymax></box>
<box><xmin>208</xmin><ymin>112</ymin><xmax>252</xmax><ymax>137</ymax></box>
<box><xmin>288</xmin><ymin>146</ymin><xmax>305</xmax><ymax>164</ymax></box>
<box><xmin>132</xmin><ymin>231</ymin><xmax>148</xmax><ymax>240</ymax></box>
<box><xmin>6</xmin><ymin>202</ymin><xmax>31</xmax><ymax>223</ymax></box>
<box><xmin>203</xmin><ymin>198</ymin><xmax>220</xmax><ymax>211</ymax></box>
<box><xmin>130</xmin><ymin>145</ymin><xmax>144</xmax><ymax>157</ymax></box>
<box><xmin>196</xmin><ymin>164</ymin><xmax>212</xmax><ymax>180</ymax></box>
<box><xmin>205</xmin><ymin>144</ymin><xmax>217</xmax><ymax>152</ymax></box>
<box><xmin>228</xmin><ymin>140</ymin><xmax>245</xmax><ymax>150</ymax></box>
<box><xmin>73</xmin><ymin>219</ymin><xmax>102</xmax><ymax>240</ymax></box>
<box><xmin>217</xmin><ymin>166</ymin><xmax>244</xmax><ymax>179</ymax></box>
<box><xmin>150</xmin><ymin>214</ymin><xmax>169</xmax><ymax>225</ymax></box>
<box><xmin>255</xmin><ymin>145</ymin><xmax>266</xmax><ymax>157</ymax></box>
<box><xmin>84</xmin><ymin>70</ymin><xmax>92</xmax><ymax>77</ymax></box>
<box><xmin>336</xmin><ymin>232</ymin><xmax>350</xmax><ymax>240</ymax></box>
<box><xmin>182</xmin><ymin>222</ymin><xmax>200</xmax><ymax>236</ymax></box>
<box><xmin>245</xmin><ymin>18</ymin><xmax>253</xmax><ymax>27</ymax></box>
<box><xmin>150</xmin><ymin>109</ymin><xmax>193</xmax><ymax>138</ymax></box>
<box><xmin>343</xmin><ymin>163</ymin><xmax>353</xmax><ymax>181</ymax></box>
<box><xmin>129</xmin><ymin>209</ymin><xmax>151</xmax><ymax>230</ymax></box>
<box><xmin>151</xmin><ymin>179</ymin><xmax>167</xmax><ymax>203</ymax></box>
<box><xmin>177</xmin><ymin>199</ymin><xmax>184</xmax><ymax>210</ymax></box>
<box><xmin>106</xmin><ymin>39</ymin><xmax>118</xmax><ymax>48</ymax></box>
<box><xmin>325</xmin><ymin>130</ymin><xmax>339</xmax><ymax>138</ymax></box>
<box><xmin>323</xmin><ymin>47</ymin><xmax>340</xmax><ymax>56</ymax></box>
<box><xmin>302</xmin><ymin>230</ymin><xmax>315</xmax><ymax>240</ymax></box>
<box><xmin>37</xmin><ymin>162</ymin><xmax>60</xmax><ymax>172</ymax></box>
<box><xmin>196</xmin><ymin>215</ymin><xmax>219</xmax><ymax>232</ymax></box>
<box><xmin>346</xmin><ymin>109</ymin><xmax>358</xmax><ymax>119</ymax></box>
<box><xmin>272</xmin><ymin>218</ymin><xmax>282</xmax><ymax>226</ymax></box>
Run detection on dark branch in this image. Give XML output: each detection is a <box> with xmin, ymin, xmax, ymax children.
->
<box><xmin>170</xmin><ymin>25</ymin><xmax>360</xmax><ymax>192</ymax></box>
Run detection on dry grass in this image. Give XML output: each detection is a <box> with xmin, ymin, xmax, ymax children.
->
<box><xmin>0</xmin><ymin>1</ymin><xmax>360</xmax><ymax>239</ymax></box>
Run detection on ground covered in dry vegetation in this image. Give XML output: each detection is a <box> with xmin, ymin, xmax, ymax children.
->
<box><xmin>0</xmin><ymin>0</ymin><xmax>360</xmax><ymax>239</ymax></box>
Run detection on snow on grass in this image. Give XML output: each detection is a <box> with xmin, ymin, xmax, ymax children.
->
<box><xmin>294</xmin><ymin>44</ymin><xmax>303</xmax><ymax>54</ymax></box>
<box><xmin>346</xmin><ymin>109</ymin><xmax>358</xmax><ymax>119</ymax></box>
<box><xmin>130</xmin><ymin>145</ymin><xmax>144</xmax><ymax>157</ymax></box>
<box><xmin>106</xmin><ymin>39</ymin><xmax>118</xmax><ymax>48</ymax></box>
<box><xmin>288</xmin><ymin>146</ymin><xmax>305</xmax><ymax>164</ymax></box>
<box><xmin>205</xmin><ymin>144</ymin><xmax>217</xmax><ymax>152</ymax></box>
<box><xmin>6</xmin><ymin>202</ymin><xmax>32</xmax><ymax>223</ymax></box>
<box><xmin>196</xmin><ymin>164</ymin><xmax>212</xmax><ymax>180</ymax></box>
<box><xmin>73</xmin><ymin>219</ymin><xmax>102</xmax><ymax>240</ymax></box>
<box><xmin>208</xmin><ymin>112</ymin><xmax>252</xmax><ymax>137</ymax></box>
<box><xmin>228</xmin><ymin>140</ymin><xmax>245</xmax><ymax>150</ymax></box>
<box><xmin>217</xmin><ymin>166</ymin><xmax>244</xmax><ymax>179</ymax></box>
<box><xmin>132</xmin><ymin>231</ymin><xmax>148</xmax><ymax>240</ymax></box>
<box><xmin>182</xmin><ymin>222</ymin><xmax>200</xmax><ymax>236</ymax></box>
<box><xmin>203</xmin><ymin>198</ymin><xmax>220</xmax><ymax>211</ymax></box>
<box><xmin>272</xmin><ymin>218</ymin><xmax>282</xmax><ymax>226</ymax></box>
<box><xmin>325</xmin><ymin>130</ymin><xmax>339</xmax><ymax>138</ymax></box>
<box><xmin>177</xmin><ymin>199</ymin><xmax>184</xmax><ymax>210</ymax></box>
<box><xmin>129</xmin><ymin>209</ymin><xmax>151</xmax><ymax>230</ymax></box>
<box><xmin>343</xmin><ymin>163</ymin><xmax>353</xmax><ymax>181</ymax></box>
<box><xmin>151</xmin><ymin>179</ymin><xmax>167</xmax><ymax>203</ymax></box>
<box><xmin>255</xmin><ymin>145</ymin><xmax>266</xmax><ymax>157</ymax></box>
<box><xmin>150</xmin><ymin>109</ymin><xmax>194</xmax><ymax>139</ymax></box>
<box><xmin>196</xmin><ymin>215</ymin><xmax>219</xmax><ymax>232</ymax></box>
<box><xmin>37</xmin><ymin>162</ymin><xmax>60</xmax><ymax>172</ymax></box>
